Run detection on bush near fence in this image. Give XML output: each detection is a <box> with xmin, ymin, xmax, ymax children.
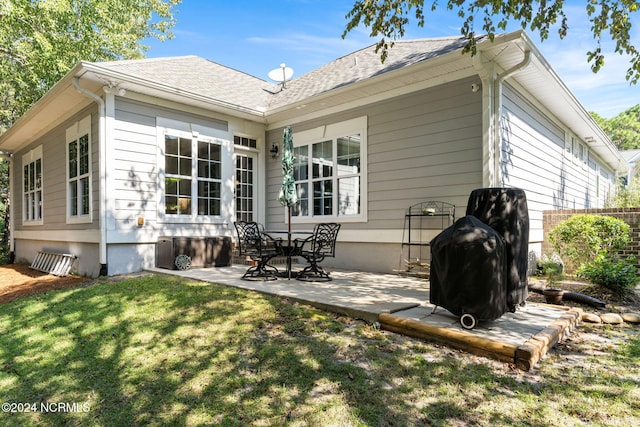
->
<box><xmin>543</xmin><ymin>208</ymin><xmax>640</xmax><ymax>273</ymax></box>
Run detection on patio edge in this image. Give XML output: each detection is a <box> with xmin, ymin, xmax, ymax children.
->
<box><xmin>514</xmin><ymin>305</ymin><xmax>583</xmax><ymax>370</ymax></box>
<box><xmin>378</xmin><ymin>313</ymin><xmax>518</xmax><ymax>364</ymax></box>
<box><xmin>379</xmin><ymin>304</ymin><xmax>583</xmax><ymax>370</ymax></box>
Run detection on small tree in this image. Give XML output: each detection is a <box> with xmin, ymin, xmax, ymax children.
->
<box><xmin>548</xmin><ymin>214</ymin><xmax>630</xmax><ymax>270</ymax></box>
<box><xmin>607</xmin><ymin>175</ymin><xmax>640</xmax><ymax>208</ymax></box>
<box><xmin>548</xmin><ymin>214</ymin><xmax>637</xmax><ymax>292</ymax></box>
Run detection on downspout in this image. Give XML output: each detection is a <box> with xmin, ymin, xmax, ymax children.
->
<box><xmin>73</xmin><ymin>77</ymin><xmax>108</xmax><ymax>276</ymax></box>
<box><xmin>491</xmin><ymin>49</ymin><xmax>531</xmax><ymax>186</ymax></box>
<box><xmin>0</xmin><ymin>151</ymin><xmax>14</xmax><ymax>262</ymax></box>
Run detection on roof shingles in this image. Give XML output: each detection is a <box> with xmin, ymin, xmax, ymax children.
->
<box><xmin>92</xmin><ymin>36</ymin><xmax>478</xmax><ymax>113</ymax></box>
<box><xmin>94</xmin><ymin>56</ymin><xmax>277</xmax><ymax>111</ymax></box>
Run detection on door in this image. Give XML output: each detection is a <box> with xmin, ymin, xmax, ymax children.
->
<box><xmin>235</xmin><ymin>152</ymin><xmax>256</xmax><ymax>222</ymax></box>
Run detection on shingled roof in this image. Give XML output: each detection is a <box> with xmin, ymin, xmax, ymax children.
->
<box><xmin>266</xmin><ymin>35</ymin><xmax>483</xmax><ymax>109</ymax></box>
<box><xmin>91</xmin><ymin>36</ymin><xmax>480</xmax><ymax>113</ymax></box>
<box><xmin>92</xmin><ymin>55</ymin><xmax>277</xmax><ymax>111</ymax></box>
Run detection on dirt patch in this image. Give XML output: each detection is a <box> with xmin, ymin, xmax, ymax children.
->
<box><xmin>0</xmin><ymin>263</ymin><xmax>90</xmax><ymax>304</ymax></box>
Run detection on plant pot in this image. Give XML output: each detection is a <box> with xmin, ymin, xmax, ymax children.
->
<box><xmin>543</xmin><ymin>289</ymin><xmax>564</xmax><ymax>304</ymax></box>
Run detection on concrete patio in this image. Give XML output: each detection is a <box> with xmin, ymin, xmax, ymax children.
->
<box><xmin>145</xmin><ymin>264</ymin><xmax>582</xmax><ymax>370</ymax></box>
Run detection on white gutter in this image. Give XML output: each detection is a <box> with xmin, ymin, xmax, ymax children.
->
<box><xmin>490</xmin><ymin>48</ymin><xmax>532</xmax><ymax>186</ymax></box>
<box><xmin>72</xmin><ymin>77</ymin><xmax>108</xmax><ymax>275</ymax></box>
<box><xmin>79</xmin><ymin>61</ymin><xmax>267</xmax><ymax>118</ymax></box>
<box><xmin>497</xmin><ymin>49</ymin><xmax>532</xmax><ymax>82</ymax></box>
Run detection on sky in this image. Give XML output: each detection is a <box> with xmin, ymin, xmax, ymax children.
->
<box><xmin>145</xmin><ymin>0</ymin><xmax>640</xmax><ymax>118</ymax></box>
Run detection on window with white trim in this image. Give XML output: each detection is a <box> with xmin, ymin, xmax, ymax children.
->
<box><xmin>66</xmin><ymin>116</ymin><xmax>92</xmax><ymax>223</ymax></box>
<box><xmin>22</xmin><ymin>146</ymin><xmax>43</xmax><ymax>225</ymax></box>
<box><xmin>292</xmin><ymin>117</ymin><xmax>366</xmax><ymax>221</ymax></box>
<box><xmin>163</xmin><ymin>132</ymin><xmax>222</xmax><ymax>217</ymax></box>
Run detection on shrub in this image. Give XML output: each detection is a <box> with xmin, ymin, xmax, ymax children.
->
<box><xmin>548</xmin><ymin>214</ymin><xmax>630</xmax><ymax>270</ymax></box>
<box><xmin>577</xmin><ymin>254</ymin><xmax>638</xmax><ymax>293</ymax></box>
<box><xmin>536</xmin><ymin>254</ymin><xmax>564</xmax><ymax>276</ymax></box>
<box><xmin>0</xmin><ymin>245</ymin><xmax>9</xmax><ymax>265</ymax></box>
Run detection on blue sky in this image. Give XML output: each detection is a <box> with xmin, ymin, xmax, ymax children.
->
<box><xmin>145</xmin><ymin>0</ymin><xmax>640</xmax><ymax>118</ymax></box>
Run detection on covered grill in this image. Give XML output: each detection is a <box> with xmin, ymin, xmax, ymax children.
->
<box><xmin>429</xmin><ymin>188</ymin><xmax>530</xmax><ymax>329</ymax></box>
<box><xmin>430</xmin><ymin>215</ymin><xmax>508</xmax><ymax>329</ymax></box>
<box><xmin>466</xmin><ymin>187</ymin><xmax>529</xmax><ymax>310</ymax></box>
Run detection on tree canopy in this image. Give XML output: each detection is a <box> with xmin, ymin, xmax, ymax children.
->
<box><xmin>342</xmin><ymin>0</ymin><xmax>639</xmax><ymax>84</ymax></box>
<box><xmin>592</xmin><ymin>104</ymin><xmax>640</xmax><ymax>150</ymax></box>
<box><xmin>0</xmin><ymin>0</ymin><xmax>180</xmax><ymax>131</ymax></box>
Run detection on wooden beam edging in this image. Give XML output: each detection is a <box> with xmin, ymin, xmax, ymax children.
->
<box><xmin>379</xmin><ymin>305</ymin><xmax>583</xmax><ymax>371</ymax></box>
<box><xmin>514</xmin><ymin>306</ymin><xmax>582</xmax><ymax>371</ymax></box>
<box><xmin>378</xmin><ymin>313</ymin><xmax>518</xmax><ymax>364</ymax></box>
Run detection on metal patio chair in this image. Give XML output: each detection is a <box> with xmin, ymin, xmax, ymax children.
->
<box><xmin>294</xmin><ymin>222</ymin><xmax>341</xmax><ymax>281</ymax></box>
<box><xmin>234</xmin><ymin>221</ymin><xmax>281</xmax><ymax>281</ymax></box>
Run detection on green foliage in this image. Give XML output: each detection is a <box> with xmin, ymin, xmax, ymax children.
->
<box><xmin>536</xmin><ymin>254</ymin><xmax>564</xmax><ymax>276</ymax></box>
<box><xmin>0</xmin><ymin>158</ymin><xmax>7</xmax><ymax>259</ymax></box>
<box><xmin>549</xmin><ymin>214</ymin><xmax>638</xmax><ymax>290</ymax></box>
<box><xmin>0</xmin><ymin>244</ymin><xmax>8</xmax><ymax>265</ymax></box>
<box><xmin>607</xmin><ymin>174</ymin><xmax>640</xmax><ymax>207</ymax></box>
<box><xmin>343</xmin><ymin>1</ymin><xmax>640</xmax><ymax>84</ymax></box>
<box><xmin>592</xmin><ymin>104</ymin><xmax>640</xmax><ymax>149</ymax></box>
<box><xmin>548</xmin><ymin>214</ymin><xmax>631</xmax><ymax>268</ymax></box>
<box><xmin>0</xmin><ymin>0</ymin><xmax>180</xmax><ymax>130</ymax></box>
<box><xmin>536</xmin><ymin>254</ymin><xmax>565</xmax><ymax>287</ymax></box>
<box><xmin>577</xmin><ymin>254</ymin><xmax>638</xmax><ymax>293</ymax></box>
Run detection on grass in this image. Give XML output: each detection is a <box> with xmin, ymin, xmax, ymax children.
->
<box><xmin>0</xmin><ymin>274</ymin><xmax>638</xmax><ymax>426</ymax></box>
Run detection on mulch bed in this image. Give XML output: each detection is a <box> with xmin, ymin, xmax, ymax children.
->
<box><xmin>528</xmin><ymin>276</ymin><xmax>640</xmax><ymax>312</ymax></box>
<box><xmin>0</xmin><ymin>263</ymin><xmax>90</xmax><ymax>304</ymax></box>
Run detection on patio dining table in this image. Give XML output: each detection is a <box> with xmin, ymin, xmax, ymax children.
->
<box><xmin>263</xmin><ymin>230</ymin><xmax>313</xmax><ymax>279</ymax></box>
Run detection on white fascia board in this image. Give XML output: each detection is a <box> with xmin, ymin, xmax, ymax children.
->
<box><xmin>0</xmin><ymin>62</ymin><xmax>89</xmax><ymax>152</ymax></box>
<box><xmin>80</xmin><ymin>62</ymin><xmax>268</xmax><ymax>121</ymax></box>
<box><xmin>487</xmin><ymin>32</ymin><xmax>625</xmax><ymax>173</ymax></box>
<box><xmin>265</xmin><ymin>56</ymin><xmax>477</xmax><ymax>130</ymax></box>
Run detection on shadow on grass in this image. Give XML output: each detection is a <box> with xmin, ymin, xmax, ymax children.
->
<box><xmin>0</xmin><ymin>274</ymin><xmax>639</xmax><ymax>426</ymax></box>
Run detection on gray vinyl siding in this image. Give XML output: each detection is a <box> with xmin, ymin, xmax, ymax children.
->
<box><xmin>13</xmin><ymin>105</ymin><xmax>100</xmax><ymax>231</ymax></box>
<box><xmin>265</xmin><ymin>76</ymin><xmax>483</xmax><ymax>233</ymax></box>
<box><xmin>500</xmin><ymin>84</ymin><xmax>616</xmax><ymax>242</ymax></box>
<box><xmin>111</xmin><ymin>98</ymin><xmax>229</xmax><ymax>242</ymax></box>
<box><xmin>111</xmin><ymin>99</ymin><xmax>161</xmax><ymax>229</ymax></box>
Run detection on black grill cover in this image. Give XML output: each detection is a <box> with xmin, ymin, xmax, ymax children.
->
<box><xmin>430</xmin><ymin>215</ymin><xmax>508</xmax><ymax>321</ymax></box>
<box><xmin>466</xmin><ymin>188</ymin><xmax>529</xmax><ymax>308</ymax></box>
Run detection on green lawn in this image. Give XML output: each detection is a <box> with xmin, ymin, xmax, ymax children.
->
<box><xmin>0</xmin><ymin>274</ymin><xmax>638</xmax><ymax>426</ymax></box>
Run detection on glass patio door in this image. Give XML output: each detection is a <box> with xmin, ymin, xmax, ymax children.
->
<box><xmin>235</xmin><ymin>152</ymin><xmax>256</xmax><ymax>222</ymax></box>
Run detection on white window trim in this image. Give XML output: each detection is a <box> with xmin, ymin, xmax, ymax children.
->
<box><xmin>66</xmin><ymin>116</ymin><xmax>93</xmax><ymax>224</ymax></box>
<box><xmin>156</xmin><ymin>117</ymin><xmax>233</xmax><ymax>224</ymax></box>
<box><xmin>563</xmin><ymin>132</ymin><xmax>572</xmax><ymax>159</ymax></box>
<box><xmin>22</xmin><ymin>145</ymin><xmax>44</xmax><ymax>226</ymax></box>
<box><xmin>291</xmin><ymin>116</ymin><xmax>368</xmax><ymax>224</ymax></box>
<box><xmin>569</xmin><ymin>134</ymin><xmax>588</xmax><ymax>170</ymax></box>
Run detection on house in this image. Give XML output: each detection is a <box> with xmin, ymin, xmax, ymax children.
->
<box><xmin>621</xmin><ymin>149</ymin><xmax>640</xmax><ymax>184</ymax></box>
<box><xmin>0</xmin><ymin>30</ymin><xmax>626</xmax><ymax>278</ymax></box>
